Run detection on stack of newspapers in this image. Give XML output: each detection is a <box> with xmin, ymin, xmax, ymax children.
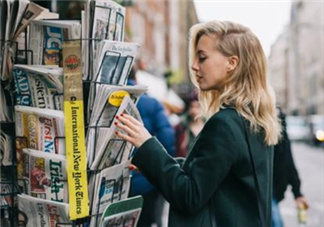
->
<box><xmin>0</xmin><ymin>0</ymin><xmax>58</xmax><ymax>80</ymax></box>
<box><xmin>83</xmin><ymin>1</ymin><xmax>146</xmax><ymax>226</ymax></box>
<box><xmin>1</xmin><ymin>0</ymin><xmax>146</xmax><ymax>226</ymax></box>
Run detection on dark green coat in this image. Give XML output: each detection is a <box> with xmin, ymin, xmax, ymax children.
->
<box><xmin>132</xmin><ymin>108</ymin><xmax>273</xmax><ymax>227</ymax></box>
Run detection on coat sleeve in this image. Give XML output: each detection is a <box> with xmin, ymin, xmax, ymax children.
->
<box><xmin>132</xmin><ymin>115</ymin><xmax>240</xmax><ymax>215</ymax></box>
<box><xmin>281</xmin><ymin>113</ymin><xmax>303</xmax><ymax>199</ymax></box>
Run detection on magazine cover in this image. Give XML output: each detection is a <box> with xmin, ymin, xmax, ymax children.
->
<box><xmin>90</xmin><ymin>160</ymin><xmax>131</xmax><ymax>227</ymax></box>
<box><xmin>13</xmin><ymin>65</ymin><xmax>64</xmax><ymax>110</ymax></box>
<box><xmin>18</xmin><ymin>194</ymin><xmax>70</xmax><ymax>227</ymax></box>
<box><xmin>100</xmin><ymin>195</ymin><xmax>143</xmax><ymax>227</ymax></box>
<box><xmin>22</xmin><ymin>148</ymin><xmax>68</xmax><ymax>203</ymax></box>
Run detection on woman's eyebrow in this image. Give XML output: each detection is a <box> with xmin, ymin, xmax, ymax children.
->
<box><xmin>197</xmin><ymin>50</ymin><xmax>206</xmax><ymax>54</ymax></box>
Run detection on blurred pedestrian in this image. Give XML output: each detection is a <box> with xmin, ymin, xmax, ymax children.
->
<box><xmin>115</xmin><ymin>20</ymin><xmax>281</xmax><ymax>227</ymax></box>
<box><xmin>272</xmin><ymin>107</ymin><xmax>309</xmax><ymax>227</ymax></box>
<box><xmin>127</xmin><ymin>66</ymin><xmax>175</xmax><ymax>227</ymax></box>
<box><xmin>174</xmin><ymin>89</ymin><xmax>205</xmax><ymax>158</ymax></box>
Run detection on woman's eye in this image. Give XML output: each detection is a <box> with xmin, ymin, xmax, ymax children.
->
<box><xmin>198</xmin><ymin>56</ymin><xmax>206</xmax><ymax>62</ymax></box>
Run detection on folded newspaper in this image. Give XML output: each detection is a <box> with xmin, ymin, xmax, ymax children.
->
<box><xmin>22</xmin><ymin>148</ymin><xmax>68</xmax><ymax>203</ymax></box>
<box><xmin>0</xmin><ymin>0</ymin><xmax>58</xmax><ymax>80</ymax></box>
<box><xmin>88</xmin><ymin>96</ymin><xmax>142</xmax><ymax>170</ymax></box>
<box><xmin>99</xmin><ymin>195</ymin><xmax>143</xmax><ymax>227</ymax></box>
<box><xmin>89</xmin><ymin>160</ymin><xmax>131</xmax><ymax>227</ymax></box>
<box><xmin>28</xmin><ymin>19</ymin><xmax>81</xmax><ymax>66</ymax></box>
<box><xmin>15</xmin><ymin>106</ymin><xmax>65</xmax><ymax>181</ymax></box>
<box><xmin>18</xmin><ymin>194</ymin><xmax>70</xmax><ymax>227</ymax></box>
<box><xmin>93</xmin><ymin>40</ymin><xmax>139</xmax><ymax>84</ymax></box>
<box><xmin>13</xmin><ymin>64</ymin><xmax>64</xmax><ymax>110</ymax></box>
<box><xmin>82</xmin><ymin>0</ymin><xmax>126</xmax><ymax>80</ymax></box>
<box><xmin>87</xmin><ymin>84</ymin><xmax>147</xmax><ymax>125</ymax></box>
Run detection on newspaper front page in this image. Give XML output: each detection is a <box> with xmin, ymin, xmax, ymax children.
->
<box><xmin>22</xmin><ymin>148</ymin><xmax>68</xmax><ymax>203</ymax></box>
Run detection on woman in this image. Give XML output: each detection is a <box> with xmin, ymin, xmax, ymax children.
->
<box><xmin>115</xmin><ymin>20</ymin><xmax>281</xmax><ymax>227</ymax></box>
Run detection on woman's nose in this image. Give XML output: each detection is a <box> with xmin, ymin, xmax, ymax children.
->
<box><xmin>191</xmin><ymin>58</ymin><xmax>199</xmax><ymax>71</ymax></box>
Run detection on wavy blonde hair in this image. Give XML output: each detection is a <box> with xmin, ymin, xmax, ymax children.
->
<box><xmin>188</xmin><ymin>20</ymin><xmax>281</xmax><ymax>145</ymax></box>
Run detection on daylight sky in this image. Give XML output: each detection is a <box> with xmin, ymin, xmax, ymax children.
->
<box><xmin>193</xmin><ymin>0</ymin><xmax>292</xmax><ymax>56</ymax></box>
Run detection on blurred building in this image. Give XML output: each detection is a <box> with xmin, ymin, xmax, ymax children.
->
<box><xmin>268</xmin><ymin>0</ymin><xmax>324</xmax><ymax>115</ymax></box>
<box><xmin>124</xmin><ymin>0</ymin><xmax>199</xmax><ymax>99</ymax></box>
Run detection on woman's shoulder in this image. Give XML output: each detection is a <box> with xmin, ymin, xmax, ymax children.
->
<box><xmin>209</xmin><ymin>107</ymin><xmax>241</xmax><ymax>124</ymax></box>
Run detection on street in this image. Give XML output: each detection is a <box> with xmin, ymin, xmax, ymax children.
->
<box><xmin>280</xmin><ymin>142</ymin><xmax>324</xmax><ymax>227</ymax></box>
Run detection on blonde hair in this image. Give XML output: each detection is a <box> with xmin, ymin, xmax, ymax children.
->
<box><xmin>188</xmin><ymin>20</ymin><xmax>281</xmax><ymax>145</ymax></box>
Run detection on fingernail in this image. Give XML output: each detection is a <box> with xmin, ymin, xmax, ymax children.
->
<box><xmin>121</xmin><ymin>113</ymin><xmax>124</xmax><ymax>117</ymax></box>
<box><xmin>116</xmin><ymin>116</ymin><xmax>119</xmax><ymax>119</ymax></box>
<box><xmin>114</xmin><ymin>122</ymin><xmax>118</xmax><ymax>125</ymax></box>
<box><xmin>115</xmin><ymin>131</ymin><xmax>118</xmax><ymax>135</ymax></box>
<box><xmin>129</xmin><ymin>165</ymin><xmax>136</xmax><ymax>171</ymax></box>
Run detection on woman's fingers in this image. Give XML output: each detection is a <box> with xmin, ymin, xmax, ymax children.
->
<box><xmin>114</xmin><ymin>113</ymin><xmax>152</xmax><ymax>148</ymax></box>
<box><xmin>114</xmin><ymin>121</ymin><xmax>134</xmax><ymax>136</ymax></box>
<box><xmin>119</xmin><ymin>114</ymin><xmax>142</xmax><ymax>126</ymax></box>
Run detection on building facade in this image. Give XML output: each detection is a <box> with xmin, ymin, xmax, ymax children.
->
<box><xmin>268</xmin><ymin>0</ymin><xmax>324</xmax><ymax>115</ymax></box>
<box><xmin>124</xmin><ymin>0</ymin><xmax>199</xmax><ymax>98</ymax></box>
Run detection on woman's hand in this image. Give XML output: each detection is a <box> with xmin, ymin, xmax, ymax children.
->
<box><xmin>114</xmin><ymin>113</ymin><xmax>152</xmax><ymax>148</ymax></box>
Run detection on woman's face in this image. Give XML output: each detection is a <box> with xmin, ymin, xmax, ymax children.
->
<box><xmin>191</xmin><ymin>34</ymin><xmax>229</xmax><ymax>91</ymax></box>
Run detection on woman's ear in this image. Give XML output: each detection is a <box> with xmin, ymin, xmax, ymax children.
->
<box><xmin>227</xmin><ymin>56</ymin><xmax>239</xmax><ymax>72</ymax></box>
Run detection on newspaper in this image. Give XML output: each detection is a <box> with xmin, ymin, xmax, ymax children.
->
<box><xmin>22</xmin><ymin>148</ymin><xmax>68</xmax><ymax>203</ymax></box>
<box><xmin>0</xmin><ymin>0</ymin><xmax>59</xmax><ymax>80</ymax></box>
<box><xmin>0</xmin><ymin>0</ymin><xmax>14</xmax><ymax>80</ymax></box>
<box><xmin>13</xmin><ymin>1</ymin><xmax>45</xmax><ymax>41</ymax></box>
<box><xmin>13</xmin><ymin>64</ymin><xmax>64</xmax><ymax>110</ymax></box>
<box><xmin>18</xmin><ymin>194</ymin><xmax>70</xmax><ymax>227</ymax></box>
<box><xmin>89</xmin><ymin>160</ymin><xmax>131</xmax><ymax>227</ymax></box>
<box><xmin>0</xmin><ymin>131</ymin><xmax>12</xmax><ymax>166</ymax></box>
<box><xmin>91</xmin><ymin>0</ymin><xmax>125</xmax><ymax>70</ymax></box>
<box><xmin>0</xmin><ymin>82</ymin><xmax>13</xmax><ymax>122</ymax></box>
<box><xmin>88</xmin><ymin>96</ymin><xmax>142</xmax><ymax>170</ymax></box>
<box><xmin>93</xmin><ymin>41</ymin><xmax>139</xmax><ymax>84</ymax></box>
<box><xmin>15</xmin><ymin>106</ymin><xmax>65</xmax><ymax>181</ymax></box>
<box><xmin>28</xmin><ymin>20</ymin><xmax>81</xmax><ymax>66</ymax></box>
<box><xmin>87</xmin><ymin>84</ymin><xmax>146</xmax><ymax>125</ymax></box>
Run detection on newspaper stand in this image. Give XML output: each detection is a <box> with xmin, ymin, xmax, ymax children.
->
<box><xmin>1</xmin><ymin>53</ymin><xmax>18</xmax><ymax>226</ymax></box>
<box><xmin>1</xmin><ymin>5</ymin><xmax>138</xmax><ymax>225</ymax></box>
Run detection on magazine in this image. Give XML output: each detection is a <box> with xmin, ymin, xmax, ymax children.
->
<box><xmin>89</xmin><ymin>96</ymin><xmax>142</xmax><ymax>170</ymax></box>
<box><xmin>90</xmin><ymin>160</ymin><xmax>131</xmax><ymax>227</ymax></box>
<box><xmin>15</xmin><ymin>106</ymin><xmax>65</xmax><ymax>181</ymax></box>
<box><xmin>13</xmin><ymin>64</ymin><xmax>64</xmax><ymax>110</ymax></box>
<box><xmin>22</xmin><ymin>148</ymin><xmax>68</xmax><ymax>203</ymax></box>
<box><xmin>99</xmin><ymin>195</ymin><xmax>143</xmax><ymax>227</ymax></box>
<box><xmin>28</xmin><ymin>20</ymin><xmax>81</xmax><ymax>66</ymax></box>
<box><xmin>18</xmin><ymin>194</ymin><xmax>70</xmax><ymax>227</ymax></box>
